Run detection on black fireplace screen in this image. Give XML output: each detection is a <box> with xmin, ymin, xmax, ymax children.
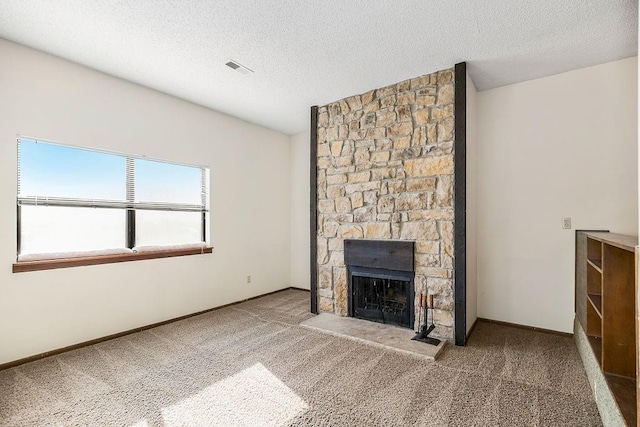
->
<box><xmin>350</xmin><ymin>267</ymin><xmax>414</xmax><ymax>329</ymax></box>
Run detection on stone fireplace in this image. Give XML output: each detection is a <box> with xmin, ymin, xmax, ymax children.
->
<box><xmin>314</xmin><ymin>67</ymin><xmax>457</xmax><ymax>341</ymax></box>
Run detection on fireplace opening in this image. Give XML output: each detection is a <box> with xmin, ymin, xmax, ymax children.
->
<box><xmin>349</xmin><ymin>266</ymin><xmax>414</xmax><ymax>329</ymax></box>
<box><xmin>344</xmin><ymin>239</ymin><xmax>415</xmax><ymax>330</ymax></box>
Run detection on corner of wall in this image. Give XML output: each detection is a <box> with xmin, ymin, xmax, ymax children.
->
<box><xmin>465</xmin><ymin>71</ymin><xmax>478</xmax><ymax>335</ymax></box>
<box><xmin>289</xmin><ymin>130</ymin><xmax>311</xmax><ymax>290</ymax></box>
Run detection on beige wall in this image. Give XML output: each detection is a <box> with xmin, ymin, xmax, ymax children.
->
<box><xmin>477</xmin><ymin>57</ymin><xmax>638</xmax><ymax>333</ymax></box>
<box><xmin>465</xmin><ymin>71</ymin><xmax>478</xmax><ymax>335</ymax></box>
<box><xmin>290</xmin><ymin>130</ymin><xmax>310</xmax><ymax>289</ymax></box>
<box><xmin>0</xmin><ymin>39</ymin><xmax>292</xmax><ymax>364</ymax></box>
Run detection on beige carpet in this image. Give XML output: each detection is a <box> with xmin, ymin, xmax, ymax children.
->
<box><xmin>0</xmin><ymin>289</ymin><xmax>601</xmax><ymax>426</ymax></box>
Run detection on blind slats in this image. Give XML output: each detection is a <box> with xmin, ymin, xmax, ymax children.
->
<box><xmin>16</xmin><ymin>137</ymin><xmax>210</xmax><ymax>257</ymax></box>
<box><xmin>16</xmin><ymin>141</ymin><xmax>21</xmax><ymax>195</ymax></box>
<box><xmin>17</xmin><ymin>137</ymin><xmax>208</xmax><ymax>169</ymax></box>
<box><xmin>17</xmin><ymin>138</ymin><xmax>209</xmax><ymax>211</ymax></box>
<box><xmin>126</xmin><ymin>157</ymin><xmax>135</xmax><ymax>203</ymax></box>
<box><xmin>17</xmin><ymin>196</ymin><xmax>207</xmax><ymax>212</ymax></box>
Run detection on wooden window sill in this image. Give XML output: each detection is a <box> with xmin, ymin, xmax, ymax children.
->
<box><xmin>13</xmin><ymin>247</ymin><xmax>213</xmax><ymax>273</ymax></box>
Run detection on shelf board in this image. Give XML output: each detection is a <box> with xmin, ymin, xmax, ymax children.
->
<box><xmin>587</xmin><ymin>294</ymin><xmax>603</xmax><ymax>318</ymax></box>
<box><xmin>604</xmin><ymin>374</ymin><xmax>636</xmax><ymax>427</ymax></box>
<box><xmin>584</xmin><ymin>232</ymin><xmax>638</xmax><ymax>253</ymax></box>
<box><xmin>587</xmin><ymin>335</ymin><xmax>602</xmax><ymax>366</ymax></box>
<box><xmin>587</xmin><ymin>258</ymin><xmax>603</xmax><ymax>272</ymax></box>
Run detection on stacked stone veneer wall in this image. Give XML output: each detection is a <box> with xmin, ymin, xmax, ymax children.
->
<box><xmin>316</xmin><ymin>67</ymin><xmax>456</xmax><ymax>340</ymax></box>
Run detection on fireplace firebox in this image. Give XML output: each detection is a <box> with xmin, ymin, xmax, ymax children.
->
<box><xmin>350</xmin><ymin>267</ymin><xmax>414</xmax><ymax>328</ymax></box>
<box><xmin>345</xmin><ymin>240</ymin><xmax>415</xmax><ymax>330</ymax></box>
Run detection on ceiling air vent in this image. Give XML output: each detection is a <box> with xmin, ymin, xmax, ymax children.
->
<box><xmin>225</xmin><ymin>60</ymin><xmax>253</xmax><ymax>75</ymax></box>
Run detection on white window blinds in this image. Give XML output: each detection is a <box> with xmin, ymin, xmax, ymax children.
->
<box><xmin>17</xmin><ymin>137</ymin><xmax>210</xmax><ymax>255</ymax></box>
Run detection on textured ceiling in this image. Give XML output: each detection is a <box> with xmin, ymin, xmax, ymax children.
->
<box><xmin>0</xmin><ymin>1</ymin><xmax>637</xmax><ymax>134</ymax></box>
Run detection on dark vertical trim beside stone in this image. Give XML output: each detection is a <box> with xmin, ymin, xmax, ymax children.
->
<box><xmin>454</xmin><ymin>62</ymin><xmax>467</xmax><ymax>346</ymax></box>
<box><xmin>310</xmin><ymin>106</ymin><xmax>319</xmax><ymax>314</ymax></box>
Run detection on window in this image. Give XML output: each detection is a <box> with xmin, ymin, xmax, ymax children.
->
<box><xmin>16</xmin><ymin>137</ymin><xmax>210</xmax><ymax>271</ymax></box>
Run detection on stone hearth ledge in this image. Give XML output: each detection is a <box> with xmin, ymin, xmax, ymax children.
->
<box><xmin>300</xmin><ymin>313</ymin><xmax>446</xmax><ymax>360</ymax></box>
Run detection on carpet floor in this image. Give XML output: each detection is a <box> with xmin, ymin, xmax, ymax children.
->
<box><xmin>0</xmin><ymin>289</ymin><xmax>601</xmax><ymax>426</ymax></box>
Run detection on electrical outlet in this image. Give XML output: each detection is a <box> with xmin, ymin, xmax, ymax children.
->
<box><xmin>246</xmin><ymin>275</ymin><xmax>251</xmax><ymax>284</ymax></box>
<box><xmin>562</xmin><ymin>217</ymin><xmax>571</xmax><ymax>229</ymax></box>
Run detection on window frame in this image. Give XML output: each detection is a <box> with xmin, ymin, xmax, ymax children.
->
<box><xmin>14</xmin><ymin>137</ymin><xmax>212</xmax><ymax>272</ymax></box>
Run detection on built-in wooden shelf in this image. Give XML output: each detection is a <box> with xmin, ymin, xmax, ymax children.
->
<box><xmin>576</xmin><ymin>231</ymin><xmax>638</xmax><ymax>426</ymax></box>
<box><xmin>587</xmin><ymin>258</ymin><xmax>602</xmax><ymax>272</ymax></box>
<box><xmin>585</xmin><ymin>232</ymin><xmax>637</xmax><ymax>252</ymax></box>
<box><xmin>587</xmin><ymin>294</ymin><xmax>602</xmax><ymax>317</ymax></box>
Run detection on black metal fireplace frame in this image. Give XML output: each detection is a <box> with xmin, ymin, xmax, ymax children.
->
<box><xmin>348</xmin><ymin>265</ymin><xmax>415</xmax><ymax>329</ymax></box>
<box><xmin>344</xmin><ymin>239</ymin><xmax>415</xmax><ymax>329</ymax></box>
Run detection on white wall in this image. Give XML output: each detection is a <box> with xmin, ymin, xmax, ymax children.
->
<box><xmin>289</xmin><ymin>131</ymin><xmax>310</xmax><ymax>289</ymax></box>
<box><xmin>477</xmin><ymin>57</ymin><xmax>638</xmax><ymax>333</ymax></box>
<box><xmin>465</xmin><ymin>72</ymin><xmax>478</xmax><ymax>335</ymax></box>
<box><xmin>0</xmin><ymin>39</ymin><xmax>292</xmax><ymax>364</ymax></box>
